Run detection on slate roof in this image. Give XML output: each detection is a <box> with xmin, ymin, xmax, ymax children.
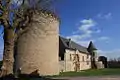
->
<box><xmin>88</xmin><ymin>41</ymin><xmax>97</xmax><ymax>51</ymax></box>
<box><xmin>59</xmin><ymin>36</ymin><xmax>89</xmax><ymax>54</ymax></box>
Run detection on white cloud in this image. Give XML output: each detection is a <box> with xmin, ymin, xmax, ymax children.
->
<box><xmin>98</xmin><ymin>49</ymin><xmax>120</xmax><ymax>60</ymax></box>
<box><xmin>66</xmin><ymin>18</ymin><xmax>113</xmax><ymax>60</ymax></box>
<box><xmin>76</xmin><ymin>40</ymin><xmax>95</xmax><ymax>47</ymax></box>
<box><xmin>67</xmin><ymin>18</ymin><xmax>110</xmax><ymax>50</ymax></box>
<box><xmin>69</xmin><ymin>19</ymin><xmax>97</xmax><ymax>39</ymax></box>
<box><xmin>97</xmin><ymin>36</ymin><xmax>110</xmax><ymax>43</ymax></box>
<box><xmin>67</xmin><ymin>33</ymin><xmax>91</xmax><ymax>42</ymax></box>
<box><xmin>67</xmin><ymin>35</ymin><xmax>95</xmax><ymax>47</ymax></box>
<box><xmin>97</xmin><ymin>13</ymin><xmax>112</xmax><ymax>20</ymax></box>
<box><xmin>67</xmin><ymin>19</ymin><xmax>97</xmax><ymax>47</ymax></box>
<box><xmin>79</xmin><ymin>19</ymin><xmax>96</xmax><ymax>33</ymax></box>
<box><xmin>98</xmin><ymin>36</ymin><xmax>109</xmax><ymax>41</ymax></box>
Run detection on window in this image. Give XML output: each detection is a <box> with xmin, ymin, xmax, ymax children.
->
<box><xmin>82</xmin><ymin>56</ymin><xmax>84</xmax><ymax>61</ymax></box>
<box><xmin>87</xmin><ymin>55</ymin><xmax>89</xmax><ymax>59</ymax></box>
<box><xmin>70</xmin><ymin>54</ymin><xmax>72</xmax><ymax>60</ymax></box>
<box><xmin>87</xmin><ymin>61</ymin><xmax>89</xmax><ymax>65</ymax></box>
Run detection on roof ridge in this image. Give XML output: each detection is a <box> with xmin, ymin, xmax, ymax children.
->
<box><xmin>59</xmin><ymin>36</ymin><xmax>89</xmax><ymax>54</ymax></box>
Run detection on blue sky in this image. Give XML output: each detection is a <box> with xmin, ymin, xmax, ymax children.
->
<box><xmin>0</xmin><ymin>0</ymin><xmax>120</xmax><ymax>60</ymax></box>
<box><xmin>55</xmin><ymin>0</ymin><xmax>120</xmax><ymax>59</ymax></box>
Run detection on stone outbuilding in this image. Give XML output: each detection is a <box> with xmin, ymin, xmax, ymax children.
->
<box><xmin>59</xmin><ymin>36</ymin><xmax>104</xmax><ymax>72</ymax></box>
<box><xmin>59</xmin><ymin>36</ymin><xmax>92</xmax><ymax>72</ymax></box>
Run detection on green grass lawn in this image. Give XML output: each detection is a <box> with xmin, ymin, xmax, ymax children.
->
<box><xmin>52</xmin><ymin>68</ymin><xmax>120</xmax><ymax>77</ymax></box>
<box><xmin>5</xmin><ymin>69</ymin><xmax>120</xmax><ymax>80</ymax></box>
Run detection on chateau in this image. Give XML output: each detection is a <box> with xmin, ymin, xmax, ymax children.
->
<box><xmin>59</xmin><ymin>36</ymin><xmax>96</xmax><ymax>72</ymax></box>
<box><xmin>14</xmin><ymin>10</ymin><xmax>104</xmax><ymax>76</ymax></box>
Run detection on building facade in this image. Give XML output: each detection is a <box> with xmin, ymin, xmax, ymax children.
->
<box><xmin>59</xmin><ymin>36</ymin><xmax>104</xmax><ymax>72</ymax></box>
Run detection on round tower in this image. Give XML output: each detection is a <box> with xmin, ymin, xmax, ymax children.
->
<box><xmin>15</xmin><ymin>10</ymin><xmax>59</xmax><ymax>76</ymax></box>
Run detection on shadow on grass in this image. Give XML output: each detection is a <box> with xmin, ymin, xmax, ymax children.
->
<box><xmin>0</xmin><ymin>74</ymin><xmax>68</xmax><ymax>80</ymax></box>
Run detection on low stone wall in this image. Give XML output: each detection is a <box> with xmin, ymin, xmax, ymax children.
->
<box><xmin>59</xmin><ymin>61</ymin><xmax>65</xmax><ymax>72</ymax></box>
<box><xmin>96</xmin><ymin>61</ymin><xmax>104</xmax><ymax>69</ymax></box>
<box><xmin>59</xmin><ymin>61</ymin><xmax>74</xmax><ymax>72</ymax></box>
<box><xmin>80</xmin><ymin>61</ymin><xmax>91</xmax><ymax>70</ymax></box>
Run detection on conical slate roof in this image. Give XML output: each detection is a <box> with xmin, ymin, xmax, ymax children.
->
<box><xmin>88</xmin><ymin>41</ymin><xmax>97</xmax><ymax>51</ymax></box>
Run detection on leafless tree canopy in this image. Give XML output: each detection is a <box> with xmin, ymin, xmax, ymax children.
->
<box><xmin>0</xmin><ymin>0</ymin><xmax>56</xmax><ymax>38</ymax></box>
<box><xmin>0</xmin><ymin>0</ymin><xmax>55</xmax><ymax>29</ymax></box>
<box><xmin>0</xmin><ymin>0</ymin><xmax>56</xmax><ymax>77</ymax></box>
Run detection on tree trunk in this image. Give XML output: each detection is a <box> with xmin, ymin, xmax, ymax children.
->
<box><xmin>0</xmin><ymin>27</ymin><xmax>14</xmax><ymax>77</ymax></box>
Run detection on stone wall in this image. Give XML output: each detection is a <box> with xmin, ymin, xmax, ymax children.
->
<box><xmin>15</xmin><ymin>10</ymin><xmax>59</xmax><ymax>76</ymax></box>
<box><xmin>79</xmin><ymin>52</ymin><xmax>91</xmax><ymax>70</ymax></box>
<box><xmin>96</xmin><ymin>61</ymin><xmax>104</xmax><ymax>69</ymax></box>
<box><xmin>59</xmin><ymin>49</ymin><xmax>91</xmax><ymax>72</ymax></box>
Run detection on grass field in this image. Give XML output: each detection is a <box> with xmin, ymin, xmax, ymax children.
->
<box><xmin>53</xmin><ymin>68</ymin><xmax>120</xmax><ymax>77</ymax></box>
<box><xmin>3</xmin><ymin>69</ymin><xmax>120</xmax><ymax>80</ymax></box>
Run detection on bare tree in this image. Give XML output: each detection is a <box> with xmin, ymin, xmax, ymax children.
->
<box><xmin>0</xmin><ymin>0</ymin><xmax>56</xmax><ymax>77</ymax></box>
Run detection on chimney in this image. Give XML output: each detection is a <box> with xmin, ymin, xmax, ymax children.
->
<box><xmin>68</xmin><ymin>38</ymin><xmax>71</xmax><ymax>48</ymax></box>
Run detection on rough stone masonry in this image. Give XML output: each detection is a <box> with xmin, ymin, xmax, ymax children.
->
<box><xmin>14</xmin><ymin>10</ymin><xmax>60</xmax><ymax>76</ymax></box>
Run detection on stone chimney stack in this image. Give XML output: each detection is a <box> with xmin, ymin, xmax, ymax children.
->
<box><xmin>68</xmin><ymin>38</ymin><xmax>71</xmax><ymax>48</ymax></box>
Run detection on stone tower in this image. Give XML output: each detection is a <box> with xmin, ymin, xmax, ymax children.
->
<box><xmin>15</xmin><ymin>10</ymin><xmax>59</xmax><ymax>76</ymax></box>
<box><xmin>88</xmin><ymin>41</ymin><xmax>97</xmax><ymax>69</ymax></box>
